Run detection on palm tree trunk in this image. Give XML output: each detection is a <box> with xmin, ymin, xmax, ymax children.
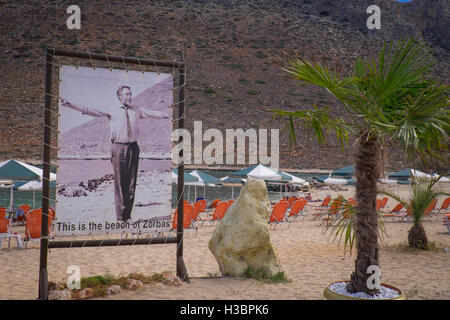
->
<box><xmin>408</xmin><ymin>223</ymin><xmax>428</xmax><ymax>249</ymax></box>
<box><xmin>347</xmin><ymin>132</ymin><xmax>381</xmax><ymax>295</ymax></box>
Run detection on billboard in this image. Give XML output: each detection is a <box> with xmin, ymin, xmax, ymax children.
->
<box><xmin>55</xmin><ymin>65</ymin><xmax>173</xmax><ymax>236</ymax></box>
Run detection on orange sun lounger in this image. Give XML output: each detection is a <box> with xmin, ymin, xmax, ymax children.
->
<box><xmin>287</xmin><ymin>199</ymin><xmax>307</xmax><ymax>221</ymax></box>
<box><xmin>201</xmin><ymin>201</ymin><xmax>228</xmax><ymax>226</ymax></box>
<box><xmin>269</xmin><ymin>200</ymin><xmax>290</xmax><ymax>230</ymax></box>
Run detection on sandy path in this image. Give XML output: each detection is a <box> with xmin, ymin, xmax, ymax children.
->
<box><xmin>1</xmin><ymin>186</ymin><xmax>449</xmax><ymax>300</ymax></box>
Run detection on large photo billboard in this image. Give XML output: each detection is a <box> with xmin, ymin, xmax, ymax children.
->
<box><xmin>55</xmin><ymin>66</ymin><xmax>173</xmax><ymax>236</ymax></box>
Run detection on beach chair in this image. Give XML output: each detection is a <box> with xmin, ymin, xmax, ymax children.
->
<box><xmin>17</xmin><ymin>205</ymin><xmax>31</xmax><ymax>223</ymax></box>
<box><xmin>22</xmin><ymin>209</ymin><xmax>54</xmax><ymax>248</ymax></box>
<box><xmin>423</xmin><ymin>198</ymin><xmax>438</xmax><ymax>221</ymax></box>
<box><xmin>198</xmin><ymin>199</ymin><xmax>207</xmax><ymax>213</ymax></box>
<box><xmin>268</xmin><ymin>200</ymin><xmax>290</xmax><ymax>230</ymax></box>
<box><xmin>382</xmin><ymin>203</ymin><xmax>405</xmax><ymax>222</ymax></box>
<box><xmin>0</xmin><ymin>208</ymin><xmax>23</xmax><ymax>248</ymax></box>
<box><xmin>322</xmin><ymin>197</ymin><xmax>344</xmax><ymax>225</ymax></box>
<box><xmin>381</xmin><ymin>197</ymin><xmax>388</xmax><ymax>209</ymax></box>
<box><xmin>376</xmin><ymin>197</ymin><xmax>388</xmax><ymax>213</ymax></box>
<box><xmin>404</xmin><ymin>206</ymin><xmax>413</xmax><ymax>222</ymax></box>
<box><xmin>201</xmin><ymin>201</ymin><xmax>228</xmax><ymax>226</ymax></box>
<box><xmin>288</xmin><ymin>197</ymin><xmax>297</xmax><ymax>208</ymax></box>
<box><xmin>443</xmin><ymin>214</ymin><xmax>450</xmax><ymax>234</ymax></box>
<box><xmin>287</xmin><ymin>199</ymin><xmax>307</xmax><ymax>221</ymax></box>
<box><xmin>172</xmin><ymin>204</ymin><xmax>197</xmax><ymax>236</ymax></box>
<box><xmin>435</xmin><ymin>197</ymin><xmax>450</xmax><ymax>215</ymax></box>
<box><xmin>297</xmin><ymin>197</ymin><xmax>307</xmax><ymax>208</ymax></box>
<box><xmin>341</xmin><ymin>200</ymin><xmax>355</xmax><ymax>220</ymax></box>
<box><xmin>312</xmin><ymin>196</ymin><xmax>332</xmax><ymax>220</ymax></box>
<box><xmin>210</xmin><ymin>199</ymin><xmax>221</xmax><ymax>209</ymax></box>
<box><xmin>376</xmin><ymin>199</ymin><xmax>383</xmax><ymax>211</ymax></box>
<box><xmin>311</xmin><ymin>195</ymin><xmax>331</xmax><ymax>208</ymax></box>
<box><xmin>192</xmin><ymin>202</ymin><xmax>202</xmax><ymax>221</ymax></box>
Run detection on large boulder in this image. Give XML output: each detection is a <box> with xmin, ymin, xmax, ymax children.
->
<box><xmin>208</xmin><ymin>179</ymin><xmax>283</xmax><ymax>277</ymax></box>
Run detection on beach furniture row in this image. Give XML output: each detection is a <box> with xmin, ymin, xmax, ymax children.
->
<box><xmin>0</xmin><ymin>206</ymin><xmax>55</xmax><ymax>249</ymax></box>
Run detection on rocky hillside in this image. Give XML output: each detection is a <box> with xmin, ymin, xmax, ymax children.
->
<box><xmin>0</xmin><ymin>0</ymin><xmax>448</xmax><ymax>171</ymax></box>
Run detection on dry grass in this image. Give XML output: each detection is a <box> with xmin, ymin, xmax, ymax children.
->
<box><xmin>63</xmin><ymin>272</ymin><xmax>171</xmax><ymax>299</ymax></box>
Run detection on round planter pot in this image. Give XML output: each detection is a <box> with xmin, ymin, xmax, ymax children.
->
<box><xmin>323</xmin><ymin>280</ymin><xmax>406</xmax><ymax>300</ymax></box>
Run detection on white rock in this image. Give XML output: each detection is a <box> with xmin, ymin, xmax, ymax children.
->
<box><xmin>329</xmin><ymin>282</ymin><xmax>401</xmax><ymax>299</ymax></box>
<box><xmin>162</xmin><ymin>273</ymin><xmax>183</xmax><ymax>286</ymax></box>
<box><xmin>106</xmin><ymin>285</ymin><xmax>121</xmax><ymax>295</ymax></box>
<box><xmin>126</xmin><ymin>279</ymin><xmax>144</xmax><ymax>290</ymax></box>
<box><xmin>208</xmin><ymin>179</ymin><xmax>283</xmax><ymax>277</ymax></box>
<box><xmin>78</xmin><ymin>287</ymin><xmax>95</xmax><ymax>299</ymax></box>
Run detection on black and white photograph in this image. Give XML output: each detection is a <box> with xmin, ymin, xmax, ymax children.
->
<box><xmin>55</xmin><ymin>66</ymin><xmax>173</xmax><ymax>235</ymax></box>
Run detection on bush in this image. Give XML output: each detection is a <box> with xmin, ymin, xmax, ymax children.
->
<box><xmin>71</xmin><ymin>272</ymin><xmax>169</xmax><ymax>298</ymax></box>
<box><xmin>242</xmin><ymin>266</ymin><xmax>290</xmax><ymax>284</ymax></box>
<box><xmin>80</xmin><ymin>275</ymin><xmax>112</xmax><ymax>289</ymax></box>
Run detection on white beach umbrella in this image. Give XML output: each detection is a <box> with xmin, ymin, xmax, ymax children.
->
<box><xmin>171</xmin><ymin>169</ymin><xmax>204</xmax><ymax>202</ymax></box>
<box><xmin>0</xmin><ymin>159</ymin><xmax>57</xmax><ymax>181</ymax></box>
<box><xmin>315</xmin><ymin>173</ymin><xmax>355</xmax><ymax>185</ymax></box>
<box><xmin>230</xmin><ymin>164</ymin><xmax>282</xmax><ymax>181</ymax></box>
<box><xmin>188</xmin><ymin>170</ymin><xmax>222</xmax><ymax>202</ymax></box>
<box><xmin>411</xmin><ymin>169</ymin><xmax>449</xmax><ymax>182</ymax></box>
<box><xmin>248</xmin><ymin>164</ymin><xmax>282</xmax><ymax>180</ymax></box>
<box><xmin>18</xmin><ymin>180</ymin><xmax>57</xmax><ymax>209</ymax></box>
<box><xmin>277</xmin><ymin>171</ymin><xmax>309</xmax><ymax>185</ymax></box>
<box><xmin>0</xmin><ymin>159</ymin><xmax>57</xmax><ymax>210</ymax></box>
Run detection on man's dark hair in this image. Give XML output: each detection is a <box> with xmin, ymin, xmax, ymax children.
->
<box><xmin>117</xmin><ymin>85</ymin><xmax>131</xmax><ymax>98</ymax></box>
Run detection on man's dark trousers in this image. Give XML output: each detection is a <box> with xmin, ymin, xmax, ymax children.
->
<box><xmin>111</xmin><ymin>142</ymin><xmax>140</xmax><ymax>221</ymax></box>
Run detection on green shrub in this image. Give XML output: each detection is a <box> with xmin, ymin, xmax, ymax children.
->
<box><xmin>80</xmin><ymin>275</ymin><xmax>111</xmax><ymax>289</ymax></box>
<box><xmin>242</xmin><ymin>266</ymin><xmax>291</xmax><ymax>284</ymax></box>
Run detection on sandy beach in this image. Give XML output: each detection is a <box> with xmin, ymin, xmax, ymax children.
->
<box><xmin>1</xmin><ymin>184</ymin><xmax>449</xmax><ymax>300</ymax></box>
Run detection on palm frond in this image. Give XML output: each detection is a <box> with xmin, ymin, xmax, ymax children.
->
<box><xmin>279</xmin><ymin>40</ymin><xmax>448</xmax><ymax>161</ymax></box>
<box><xmin>271</xmin><ymin>105</ymin><xmax>352</xmax><ymax>149</ymax></box>
<box><xmin>283</xmin><ymin>59</ymin><xmax>358</xmax><ymax>94</ymax></box>
<box><xmin>319</xmin><ymin>198</ymin><xmax>386</xmax><ymax>257</ymax></box>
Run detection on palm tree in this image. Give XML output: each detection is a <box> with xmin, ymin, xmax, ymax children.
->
<box><xmin>380</xmin><ymin>177</ymin><xmax>449</xmax><ymax>249</ymax></box>
<box><xmin>272</xmin><ymin>39</ymin><xmax>449</xmax><ymax>295</ymax></box>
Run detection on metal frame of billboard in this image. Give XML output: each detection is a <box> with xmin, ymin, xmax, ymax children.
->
<box><xmin>39</xmin><ymin>48</ymin><xmax>188</xmax><ymax>300</ymax></box>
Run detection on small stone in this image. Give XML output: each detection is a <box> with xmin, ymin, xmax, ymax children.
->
<box><xmin>48</xmin><ymin>290</ymin><xmax>72</xmax><ymax>300</ymax></box>
<box><xmin>162</xmin><ymin>273</ymin><xmax>183</xmax><ymax>286</ymax></box>
<box><xmin>126</xmin><ymin>279</ymin><xmax>144</xmax><ymax>290</ymax></box>
<box><xmin>106</xmin><ymin>285</ymin><xmax>121</xmax><ymax>295</ymax></box>
<box><xmin>78</xmin><ymin>287</ymin><xmax>95</xmax><ymax>299</ymax></box>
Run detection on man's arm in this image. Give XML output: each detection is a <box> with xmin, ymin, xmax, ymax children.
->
<box><xmin>128</xmin><ymin>105</ymin><xmax>170</xmax><ymax>119</ymax></box>
<box><xmin>60</xmin><ymin>98</ymin><xmax>110</xmax><ymax>118</ymax></box>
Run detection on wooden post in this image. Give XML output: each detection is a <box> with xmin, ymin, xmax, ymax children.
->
<box><xmin>176</xmin><ymin>52</ymin><xmax>189</xmax><ymax>283</ymax></box>
<box><xmin>38</xmin><ymin>48</ymin><xmax>53</xmax><ymax>300</ymax></box>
